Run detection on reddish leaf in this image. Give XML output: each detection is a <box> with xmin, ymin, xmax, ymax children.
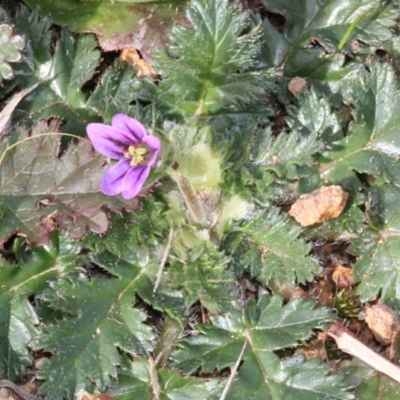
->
<box><xmin>0</xmin><ymin>120</ymin><xmax>139</xmax><ymax>245</ymax></box>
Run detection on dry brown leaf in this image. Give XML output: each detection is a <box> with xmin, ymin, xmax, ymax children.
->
<box><xmin>288</xmin><ymin>185</ymin><xmax>348</xmax><ymax>227</ymax></box>
<box><xmin>309</xmin><ymin>277</ymin><xmax>335</xmax><ymax>308</ymax></box>
<box><xmin>365</xmin><ymin>304</ymin><xmax>400</xmax><ymax>345</ymax></box>
<box><xmin>269</xmin><ymin>281</ymin><xmax>307</xmax><ymax>301</ymax></box>
<box><xmin>0</xmin><ymin>82</ymin><xmax>40</xmax><ymax>135</ymax></box>
<box><xmin>76</xmin><ymin>391</ymin><xmax>114</xmax><ymax>400</ymax></box>
<box><xmin>120</xmin><ymin>48</ymin><xmax>157</xmax><ymax>78</ymax></box>
<box><xmin>288</xmin><ymin>77</ymin><xmax>307</xmax><ymax>97</ymax></box>
<box><xmin>295</xmin><ymin>345</ymin><xmax>327</xmax><ymax>360</ymax></box>
<box><xmin>332</xmin><ymin>265</ymin><xmax>353</xmax><ymax>288</ymax></box>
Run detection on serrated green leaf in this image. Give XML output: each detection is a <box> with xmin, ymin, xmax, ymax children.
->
<box><xmin>286</xmin><ymin>90</ymin><xmax>342</xmax><ymax>144</ymax></box>
<box><xmin>319</xmin><ymin>63</ymin><xmax>400</xmax><ymax>191</ymax></box>
<box><xmin>351</xmin><ymin>184</ymin><xmax>400</xmax><ymax>301</ymax></box>
<box><xmin>14</xmin><ymin>7</ymin><xmax>52</xmax><ymax>68</ymax></box>
<box><xmin>260</xmin><ymin>0</ymin><xmax>397</xmax><ymax>80</ymax></box>
<box><xmin>86</xmin><ymin>62</ymin><xmax>137</xmax><ymax>120</ymax></box>
<box><xmin>341</xmin><ymin>359</ymin><xmax>400</xmax><ymax>399</ymax></box>
<box><xmin>92</xmin><ymin>251</ymin><xmax>187</xmax><ymax>321</ymax></box>
<box><xmin>111</xmin><ymin>357</ymin><xmax>220</xmax><ymax>400</ymax></box>
<box><xmin>229</xmin><ymin>353</ymin><xmax>353</xmax><ymax>400</ymax></box>
<box><xmin>147</xmin><ymin>0</ymin><xmax>269</xmax><ymax>118</ymax></box>
<box><xmin>8</xmin><ymin>19</ymin><xmax>100</xmax><ymax>133</ymax></box>
<box><xmin>172</xmin><ymin>295</ymin><xmax>334</xmax><ymax>373</ymax></box>
<box><xmin>165</xmin><ymin>245</ymin><xmax>239</xmax><ymax>313</ymax></box>
<box><xmin>83</xmin><ymin>200</ymin><xmax>168</xmax><ymax>259</ymax></box>
<box><xmin>37</xmin><ymin>260</ymin><xmax>156</xmax><ymax>399</ymax></box>
<box><xmin>0</xmin><ymin>120</ymin><xmax>140</xmax><ymax>245</ymax></box>
<box><xmin>224</xmin><ymin>207</ymin><xmax>320</xmax><ymax>285</ymax></box>
<box><xmin>253</xmin><ymin>128</ymin><xmax>323</xmax><ymax>180</ymax></box>
<box><xmin>0</xmin><ymin>233</ymin><xmax>79</xmax><ymax>380</ymax></box>
<box><xmin>172</xmin><ymin>295</ymin><xmax>345</xmax><ymax>399</ymax></box>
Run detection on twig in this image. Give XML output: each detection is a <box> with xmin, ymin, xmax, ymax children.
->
<box><xmin>153</xmin><ymin>227</ymin><xmax>174</xmax><ymax>292</ymax></box>
<box><xmin>327</xmin><ymin>322</ymin><xmax>400</xmax><ymax>382</ymax></box>
<box><xmin>219</xmin><ymin>340</ymin><xmax>247</xmax><ymax>400</ymax></box>
<box><xmin>0</xmin><ymin>380</ymin><xmax>39</xmax><ymax>400</ymax></box>
<box><xmin>0</xmin><ymin>82</ymin><xmax>40</xmax><ymax>135</ymax></box>
<box><xmin>149</xmin><ymin>357</ymin><xmax>160</xmax><ymax>400</ymax></box>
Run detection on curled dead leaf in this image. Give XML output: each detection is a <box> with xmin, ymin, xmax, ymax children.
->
<box><xmin>365</xmin><ymin>304</ymin><xmax>400</xmax><ymax>345</ymax></box>
<box><xmin>288</xmin><ymin>185</ymin><xmax>348</xmax><ymax>227</ymax></box>
<box><xmin>332</xmin><ymin>265</ymin><xmax>353</xmax><ymax>288</ymax></box>
<box><xmin>288</xmin><ymin>77</ymin><xmax>307</xmax><ymax>97</ymax></box>
<box><xmin>76</xmin><ymin>391</ymin><xmax>114</xmax><ymax>400</ymax></box>
<box><xmin>120</xmin><ymin>48</ymin><xmax>157</xmax><ymax>78</ymax></box>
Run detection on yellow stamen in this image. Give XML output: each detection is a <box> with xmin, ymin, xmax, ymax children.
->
<box><xmin>124</xmin><ymin>145</ymin><xmax>148</xmax><ymax>167</ymax></box>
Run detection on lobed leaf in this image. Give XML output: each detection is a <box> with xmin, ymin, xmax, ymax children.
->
<box><xmin>172</xmin><ymin>295</ymin><xmax>347</xmax><ymax>398</ymax></box>
<box><xmin>228</xmin><ymin>353</ymin><xmax>353</xmax><ymax>400</ymax></box>
<box><xmin>37</xmin><ymin>255</ymin><xmax>156</xmax><ymax>399</ymax></box>
<box><xmin>351</xmin><ymin>184</ymin><xmax>400</xmax><ymax>301</ymax></box>
<box><xmin>146</xmin><ymin>0</ymin><xmax>270</xmax><ymax>118</ymax></box>
<box><xmin>260</xmin><ymin>0</ymin><xmax>398</xmax><ymax>80</ymax></box>
<box><xmin>165</xmin><ymin>245</ymin><xmax>239</xmax><ymax>313</ymax></box>
<box><xmin>319</xmin><ymin>63</ymin><xmax>400</xmax><ymax>191</ymax></box>
<box><xmin>0</xmin><ymin>233</ymin><xmax>80</xmax><ymax>380</ymax></box>
<box><xmin>0</xmin><ymin>120</ymin><xmax>139</xmax><ymax>245</ymax></box>
<box><xmin>224</xmin><ymin>207</ymin><xmax>320</xmax><ymax>286</ymax></box>
<box><xmin>111</xmin><ymin>357</ymin><xmax>220</xmax><ymax>400</ymax></box>
<box><xmin>22</xmin><ymin>0</ymin><xmax>188</xmax><ymax>58</ymax></box>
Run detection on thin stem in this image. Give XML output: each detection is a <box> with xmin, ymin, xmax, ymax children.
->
<box><xmin>337</xmin><ymin>8</ymin><xmax>374</xmax><ymax>51</ymax></box>
<box><xmin>154</xmin><ymin>316</ymin><xmax>182</xmax><ymax>368</ymax></box>
<box><xmin>149</xmin><ymin>357</ymin><xmax>160</xmax><ymax>400</ymax></box>
<box><xmin>154</xmin><ymin>227</ymin><xmax>174</xmax><ymax>293</ymax></box>
<box><xmin>219</xmin><ymin>339</ymin><xmax>247</xmax><ymax>400</ymax></box>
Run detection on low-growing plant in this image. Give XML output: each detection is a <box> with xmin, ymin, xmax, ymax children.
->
<box><xmin>1</xmin><ymin>0</ymin><xmax>400</xmax><ymax>399</ymax></box>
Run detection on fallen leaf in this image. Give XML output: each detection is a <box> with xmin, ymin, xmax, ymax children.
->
<box><xmin>288</xmin><ymin>77</ymin><xmax>307</xmax><ymax>97</ymax></box>
<box><xmin>120</xmin><ymin>48</ymin><xmax>157</xmax><ymax>78</ymax></box>
<box><xmin>0</xmin><ymin>82</ymin><xmax>40</xmax><ymax>135</ymax></box>
<box><xmin>295</xmin><ymin>344</ymin><xmax>327</xmax><ymax>360</ymax></box>
<box><xmin>288</xmin><ymin>185</ymin><xmax>348</xmax><ymax>227</ymax></box>
<box><xmin>365</xmin><ymin>304</ymin><xmax>400</xmax><ymax>345</ymax></box>
<box><xmin>332</xmin><ymin>265</ymin><xmax>353</xmax><ymax>288</ymax></box>
<box><xmin>76</xmin><ymin>391</ymin><xmax>114</xmax><ymax>400</ymax></box>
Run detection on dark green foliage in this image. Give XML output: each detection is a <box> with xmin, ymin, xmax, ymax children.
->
<box><xmin>260</xmin><ymin>0</ymin><xmax>398</xmax><ymax>80</ymax></box>
<box><xmin>111</xmin><ymin>357</ymin><xmax>220</xmax><ymax>400</ymax></box>
<box><xmin>165</xmin><ymin>244</ymin><xmax>239</xmax><ymax>313</ymax></box>
<box><xmin>140</xmin><ymin>0</ymin><xmax>273</xmax><ymax>119</ymax></box>
<box><xmin>224</xmin><ymin>208</ymin><xmax>320</xmax><ymax>285</ymax></box>
<box><xmin>0</xmin><ymin>232</ymin><xmax>81</xmax><ymax>380</ymax></box>
<box><xmin>37</xmin><ymin>255</ymin><xmax>156</xmax><ymax>399</ymax></box>
<box><xmin>171</xmin><ymin>295</ymin><xmax>351</xmax><ymax>399</ymax></box>
<box><xmin>3</xmin><ymin>0</ymin><xmax>400</xmax><ymax>398</ymax></box>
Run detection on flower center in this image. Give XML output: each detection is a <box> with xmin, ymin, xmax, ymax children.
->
<box><xmin>123</xmin><ymin>144</ymin><xmax>150</xmax><ymax>167</ymax></box>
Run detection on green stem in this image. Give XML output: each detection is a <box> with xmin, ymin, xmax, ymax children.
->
<box><xmin>154</xmin><ymin>316</ymin><xmax>182</xmax><ymax>367</ymax></box>
<box><xmin>337</xmin><ymin>8</ymin><xmax>374</xmax><ymax>51</ymax></box>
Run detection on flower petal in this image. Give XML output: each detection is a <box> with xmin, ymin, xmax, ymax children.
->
<box><xmin>121</xmin><ymin>165</ymin><xmax>151</xmax><ymax>199</ymax></box>
<box><xmin>112</xmin><ymin>114</ymin><xmax>147</xmax><ymax>142</ymax></box>
<box><xmin>87</xmin><ymin>123</ymin><xmax>134</xmax><ymax>158</ymax></box>
<box><xmin>101</xmin><ymin>160</ymin><xmax>131</xmax><ymax>196</ymax></box>
<box><xmin>143</xmin><ymin>135</ymin><xmax>161</xmax><ymax>166</ymax></box>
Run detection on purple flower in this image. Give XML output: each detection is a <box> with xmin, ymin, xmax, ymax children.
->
<box><xmin>87</xmin><ymin>114</ymin><xmax>161</xmax><ymax>199</ymax></box>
